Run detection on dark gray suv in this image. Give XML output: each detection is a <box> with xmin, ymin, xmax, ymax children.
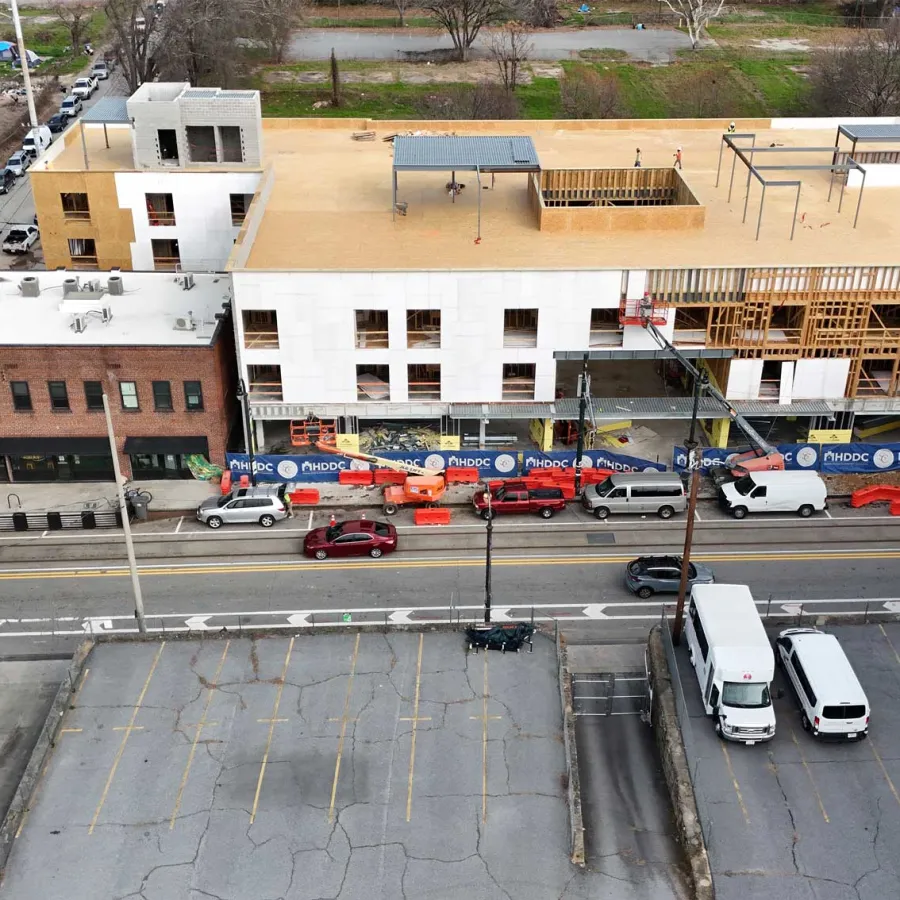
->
<box><xmin>624</xmin><ymin>555</ymin><xmax>715</xmax><ymax>599</ymax></box>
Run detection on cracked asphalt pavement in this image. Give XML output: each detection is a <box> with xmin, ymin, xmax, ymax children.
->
<box><xmin>673</xmin><ymin>623</ymin><xmax>900</xmax><ymax>900</ymax></box>
<box><xmin>0</xmin><ymin>632</ymin><xmax>681</xmax><ymax>899</ymax></box>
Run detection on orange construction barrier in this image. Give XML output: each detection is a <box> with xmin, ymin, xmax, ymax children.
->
<box><xmin>220</xmin><ymin>469</ymin><xmax>233</xmax><ymax>495</ymax></box>
<box><xmin>339</xmin><ymin>470</ymin><xmax>374</xmax><ymax>486</ymax></box>
<box><xmin>851</xmin><ymin>485</ymin><xmax>900</xmax><ymax>515</ymax></box>
<box><xmin>414</xmin><ymin>508</ymin><xmax>452</xmax><ymax>525</ymax></box>
<box><xmin>289</xmin><ymin>489</ymin><xmax>320</xmax><ymax>505</ymax></box>
<box><xmin>445</xmin><ymin>467</ymin><xmax>479</xmax><ymax>483</ymax></box>
<box><xmin>373</xmin><ymin>469</ymin><xmax>407</xmax><ymax>485</ymax></box>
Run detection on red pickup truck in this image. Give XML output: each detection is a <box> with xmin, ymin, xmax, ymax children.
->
<box><xmin>472</xmin><ymin>482</ymin><xmax>567</xmax><ymax>520</ymax></box>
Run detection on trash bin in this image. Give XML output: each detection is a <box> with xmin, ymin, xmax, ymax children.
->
<box><xmin>131</xmin><ymin>497</ymin><xmax>150</xmax><ymax>521</ymax></box>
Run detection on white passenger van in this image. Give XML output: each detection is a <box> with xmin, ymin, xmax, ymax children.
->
<box><xmin>685</xmin><ymin>584</ymin><xmax>776</xmax><ymax>744</ymax></box>
<box><xmin>718</xmin><ymin>470</ymin><xmax>827</xmax><ymax>519</ymax></box>
<box><xmin>775</xmin><ymin>627</ymin><xmax>869</xmax><ymax>740</ymax></box>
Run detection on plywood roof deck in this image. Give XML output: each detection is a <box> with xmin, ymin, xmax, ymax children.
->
<box><xmin>240</xmin><ymin>120</ymin><xmax>900</xmax><ymax>272</ymax></box>
<box><xmin>41</xmin><ymin>124</ymin><xmax>135</xmax><ymax>172</ymax></box>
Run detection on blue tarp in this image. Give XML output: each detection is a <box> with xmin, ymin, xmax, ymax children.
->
<box><xmin>673</xmin><ymin>442</ymin><xmax>900</xmax><ymax>474</ymax></box>
<box><xmin>522</xmin><ymin>449</ymin><xmax>666</xmax><ymax>473</ymax></box>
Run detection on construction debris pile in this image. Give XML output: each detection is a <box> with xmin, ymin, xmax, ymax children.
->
<box><xmin>359</xmin><ymin>425</ymin><xmax>441</xmax><ymax>453</ymax></box>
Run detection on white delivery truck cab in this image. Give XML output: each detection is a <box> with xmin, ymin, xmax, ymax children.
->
<box><xmin>685</xmin><ymin>584</ymin><xmax>776</xmax><ymax>744</ymax></box>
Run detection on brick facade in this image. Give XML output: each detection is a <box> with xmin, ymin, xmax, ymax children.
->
<box><xmin>0</xmin><ymin>324</ymin><xmax>236</xmax><ymax>480</ymax></box>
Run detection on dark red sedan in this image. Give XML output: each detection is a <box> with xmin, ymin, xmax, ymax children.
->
<box><xmin>303</xmin><ymin>519</ymin><xmax>398</xmax><ymax>560</ymax></box>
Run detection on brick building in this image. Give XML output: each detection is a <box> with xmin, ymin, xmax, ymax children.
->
<box><xmin>0</xmin><ymin>270</ymin><xmax>237</xmax><ymax>483</ymax></box>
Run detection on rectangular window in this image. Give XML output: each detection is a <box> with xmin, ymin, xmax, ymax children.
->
<box><xmin>503</xmin><ymin>309</ymin><xmax>539</xmax><ymax>348</ymax></box>
<box><xmin>146</xmin><ymin>193</ymin><xmax>176</xmax><ymax>226</ymax></box>
<box><xmin>407</xmin><ymin>310</ymin><xmax>441</xmax><ymax>348</ymax></box>
<box><xmin>822</xmin><ymin>705</ymin><xmax>866</xmax><ymax>719</ymax></box>
<box><xmin>502</xmin><ymin>363</ymin><xmax>536</xmax><ymax>401</ymax></box>
<box><xmin>68</xmin><ymin>237</ymin><xmax>97</xmax><ymax>268</ymax></box>
<box><xmin>60</xmin><ymin>192</ymin><xmax>90</xmax><ymax>221</ymax></box>
<box><xmin>10</xmin><ymin>380</ymin><xmax>31</xmax><ymax>411</ymax></box>
<box><xmin>792</xmin><ymin>656</ymin><xmax>817</xmax><ymax>707</ymax></box>
<box><xmin>219</xmin><ymin>126</ymin><xmax>243</xmax><ymax>163</ymax></box>
<box><xmin>408</xmin><ymin>364</ymin><xmax>441</xmax><ymax>400</ymax></box>
<box><xmin>119</xmin><ymin>380</ymin><xmax>139</xmax><ymax>410</ymax></box>
<box><xmin>153</xmin><ymin>380</ymin><xmax>173</xmax><ymax>411</ymax></box>
<box><xmin>48</xmin><ymin>381</ymin><xmax>69</xmax><ymax>411</ymax></box>
<box><xmin>355</xmin><ymin>310</ymin><xmax>389</xmax><ymax>349</ymax></box>
<box><xmin>186</xmin><ymin>125</ymin><xmax>217</xmax><ymax>163</ymax></box>
<box><xmin>84</xmin><ymin>380</ymin><xmax>103</xmax><ymax>410</ymax></box>
<box><xmin>158</xmin><ymin>128</ymin><xmax>179</xmax><ymax>163</ymax></box>
<box><xmin>247</xmin><ymin>365</ymin><xmax>282</xmax><ymax>400</ymax></box>
<box><xmin>356</xmin><ymin>365</ymin><xmax>390</xmax><ymax>401</ymax></box>
<box><xmin>184</xmin><ymin>380</ymin><xmax>203</xmax><ymax>411</ymax></box>
<box><xmin>151</xmin><ymin>238</ymin><xmax>180</xmax><ymax>271</ymax></box>
<box><xmin>689</xmin><ymin>600</ymin><xmax>709</xmax><ymax>661</ymax></box>
<box><xmin>230</xmin><ymin>193</ymin><xmax>254</xmax><ymax>226</ymax></box>
<box><xmin>242</xmin><ymin>309</ymin><xmax>278</xmax><ymax>349</ymax></box>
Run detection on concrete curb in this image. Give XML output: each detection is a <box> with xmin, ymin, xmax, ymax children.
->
<box><xmin>647</xmin><ymin>626</ymin><xmax>714</xmax><ymax>900</ymax></box>
<box><xmin>0</xmin><ymin>639</ymin><xmax>94</xmax><ymax>874</ymax></box>
<box><xmin>555</xmin><ymin>628</ymin><xmax>585</xmax><ymax>866</ymax></box>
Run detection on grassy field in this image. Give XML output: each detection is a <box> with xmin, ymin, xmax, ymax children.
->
<box><xmin>1</xmin><ymin>7</ymin><xmax>108</xmax><ymax>76</ymax></box>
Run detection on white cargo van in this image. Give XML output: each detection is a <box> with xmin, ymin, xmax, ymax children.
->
<box><xmin>775</xmin><ymin>627</ymin><xmax>869</xmax><ymax>740</ymax></box>
<box><xmin>685</xmin><ymin>584</ymin><xmax>776</xmax><ymax>744</ymax></box>
<box><xmin>718</xmin><ymin>470</ymin><xmax>827</xmax><ymax>519</ymax></box>
<box><xmin>22</xmin><ymin>125</ymin><xmax>52</xmax><ymax>158</ymax></box>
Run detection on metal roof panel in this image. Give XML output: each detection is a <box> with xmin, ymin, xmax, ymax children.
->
<box><xmin>393</xmin><ymin>135</ymin><xmax>540</xmax><ymax>172</ymax></box>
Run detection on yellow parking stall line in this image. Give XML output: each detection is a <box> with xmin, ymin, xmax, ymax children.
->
<box><xmin>250</xmin><ymin>637</ymin><xmax>295</xmax><ymax>825</ymax></box>
<box><xmin>328</xmin><ymin>633</ymin><xmax>361</xmax><ymax>823</ymax></box>
<box><xmin>469</xmin><ymin>653</ymin><xmax>502</xmax><ymax>825</ymax></box>
<box><xmin>720</xmin><ymin>743</ymin><xmax>750</xmax><ymax>826</ymax></box>
<box><xmin>404</xmin><ymin>633</ymin><xmax>432</xmax><ymax>822</ymax></box>
<box><xmin>112</xmin><ymin>726</ymin><xmax>144</xmax><ymax>732</ymax></box>
<box><xmin>59</xmin><ymin>728</ymin><xmax>83</xmax><ymax>734</ymax></box>
<box><xmin>869</xmin><ymin>739</ymin><xmax>900</xmax><ymax>809</ymax></box>
<box><xmin>879</xmin><ymin>624</ymin><xmax>900</xmax><ymax>667</ymax></box>
<box><xmin>790</xmin><ymin>727</ymin><xmax>829</xmax><ymax>823</ymax></box>
<box><xmin>258</xmin><ymin>718</ymin><xmax>289</xmax><ymax>724</ymax></box>
<box><xmin>170</xmin><ymin>641</ymin><xmax>231</xmax><ymax>829</ymax></box>
<box><xmin>89</xmin><ymin>642</ymin><xmax>165</xmax><ymax>835</ymax></box>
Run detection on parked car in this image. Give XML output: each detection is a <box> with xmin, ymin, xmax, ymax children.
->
<box><xmin>46</xmin><ymin>112</ymin><xmax>71</xmax><ymax>134</ymax></box>
<box><xmin>72</xmin><ymin>76</ymin><xmax>98</xmax><ymax>100</ymax></box>
<box><xmin>3</xmin><ymin>224</ymin><xmax>39</xmax><ymax>254</ymax></box>
<box><xmin>196</xmin><ymin>484</ymin><xmax>289</xmax><ymax>529</ymax></box>
<box><xmin>91</xmin><ymin>60</ymin><xmax>109</xmax><ymax>80</ymax></box>
<box><xmin>624</xmin><ymin>555</ymin><xmax>715</xmax><ymax>599</ymax></box>
<box><xmin>0</xmin><ymin>168</ymin><xmax>16</xmax><ymax>194</ymax></box>
<box><xmin>5</xmin><ymin>150</ymin><xmax>31</xmax><ymax>177</ymax></box>
<box><xmin>582</xmin><ymin>472</ymin><xmax>687</xmax><ymax>520</ymax></box>
<box><xmin>60</xmin><ymin>94</ymin><xmax>82</xmax><ymax>117</ymax></box>
<box><xmin>22</xmin><ymin>125</ymin><xmax>52</xmax><ymax>158</ymax></box>
<box><xmin>304</xmin><ymin>519</ymin><xmax>398</xmax><ymax>560</ymax></box>
<box><xmin>472</xmin><ymin>482</ymin><xmax>566</xmax><ymax>519</ymax></box>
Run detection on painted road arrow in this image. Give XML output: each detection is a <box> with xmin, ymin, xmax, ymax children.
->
<box><xmin>185</xmin><ymin>615</ymin><xmax>212</xmax><ymax>631</ymax></box>
<box><xmin>81</xmin><ymin>618</ymin><xmax>113</xmax><ymax>634</ymax></box>
<box><xmin>389</xmin><ymin>610</ymin><xmax>414</xmax><ymax>624</ymax></box>
<box><xmin>287</xmin><ymin>613</ymin><xmax>311</xmax><ymax>626</ymax></box>
<box><xmin>582</xmin><ymin>604</ymin><xmax>609</xmax><ymax>620</ymax></box>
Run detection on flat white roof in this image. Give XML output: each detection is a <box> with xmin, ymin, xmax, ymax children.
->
<box><xmin>788</xmin><ymin>631</ymin><xmax>868</xmax><ymax>704</ymax></box>
<box><xmin>691</xmin><ymin>584</ymin><xmax>769</xmax><ymax>651</ymax></box>
<box><xmin>0</xmin><ymin>271</ymin><xmax>232</xmax><ymax>347</ymax></box>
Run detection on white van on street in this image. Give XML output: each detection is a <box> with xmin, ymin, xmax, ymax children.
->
<box><xmin>22</xmin><ymin>125</ymin><xmax>52</xmax><ymax>158</ymax></box>
<box><xmin>718</xmin><ymin>470</ymin><xmax>827</xmax><ymax>519</ymax></box>
<box><xmin>775</xmin><ymin>627</ymin><xmax>869</xmax><ymax>740</ymax></box>
<box><xmin>685</xmin><ymin>584</ymin><xmax>776</xmax><ymax>744</ymax></box>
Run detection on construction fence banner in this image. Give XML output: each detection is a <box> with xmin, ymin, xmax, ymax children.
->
<box><xmin>523</xmin><ymin>449</ymin><xmax>667</xmax><ymax>473</ymax></box>
<box><xmin>225</xmin><ymin>451</ymin><xmax>519</xmax><ymax>482</ymax></box>
<box><xmin>673</xmin><ymin>443</ymin><xmax>900</xmax><ymax>474</ymax></box>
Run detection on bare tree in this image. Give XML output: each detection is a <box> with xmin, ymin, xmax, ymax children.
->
<box><xmin>104</xmin><ymin>0</ymin><xmax>161</xmax><ymax>92</ymax></box>
<box><xmin>54</xmin><ymin>2</ymin><xmax>96</xmax><ymax>54</ymax></box>
<box><xmin>418</xmin><ymin>81</ymin><xmax>521</xmax><ymax>118</ymax></box>
<box><xmin>377</xmin><ymin>0</ymin><xmax>414</xmax><ymax>27</ymax></box>
<box><xmin>516</xmin><ymin>0</ymin><xmax>560</xmax><ymax>28</ymax></box>
<box><xmin>330</xmin><ymin>47</ymin><xmax>342</xmax><ymax>107</ymax></box>
<box><xmin>490</xmin><ymin>22</ymin><xmax>532</xmax><ymax>93</ymax></box>
<box><xmin>249</xmin><ymin>0</ymin><xmax>307</xmax><ymax>62</ymax></box>
<box><xmin>560</xmin><ymin>66</ymin><xmax>624</xmax><ymax>118</ymax></box>
<box><xmin>421</xmin><ymin>0</ymin><xmax>509</xmax><ymax>61</ymax></box>
<box><xmin>668</xmin><ymin>66</ymin><xmax>735</xmax><ymax>118</ymax></box>
<box><xmin>809</xmin><ymin>21</ymin><xmax>900</xmax><ymax>116</ymax></box>
<box><xmin>656</xmin><ymin>0</ymin><xmax>725</xmax><ymax>49</ymax></box>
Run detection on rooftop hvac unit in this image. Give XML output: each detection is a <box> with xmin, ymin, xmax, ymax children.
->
<box><xmin>108</xmin><ymin>274</ymin><xmax>124</xmax><ymax>295</ymax></box>
<box><xmin>62</xmin><ymin>277</ymin><xmax>80</xmax><ymax>297</ymax></box>
<box><xmin>174</xmin><ymin>315</ymin><xmax>196</xmax><ymax>331</ymax></box>
<box><xmin>182</xmin><ymin>273</ymin><xmax>195</xmax><ymax>291</ymax></box>
<box><xmin>71</xmin><ymin>313</ymin><xmax>87</xmax><ymax>333</ymax></box>
<box><xmin>82</xmin><ymin>279</ymin><xmax>100</xmax><ymax>293</ymax></box>
<box><xmin>101</xmin><ymin>306</ymin><xmax>113</xmax><ymax>323</ymax></box>
<box><xmin>20</xmin><ymin>275</ymin><xmax>39</xmax><ymax>297</ymax></box>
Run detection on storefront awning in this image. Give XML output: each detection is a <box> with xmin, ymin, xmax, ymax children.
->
<box><xmin>0</xmin><ymin>437</ymin><xmax>109</xmax><ymax>455</ymax></box>
<box><xmin>123</xmin><ymin>436</ymin><xmax>209</xmax><ymax>455</ymax></box>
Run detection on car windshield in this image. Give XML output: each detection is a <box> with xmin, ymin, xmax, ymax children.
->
<box><xmin>215</xmin><ymin>495</ymin><xmax>231</xmax><ymax>507</ymax></box>
<box><xmin>6</xmin><ymin>157</ymin><xmax>18</xmax><ymax>166</ymax></box>
<box><xmin>732</xmin><ymin>475</ymin><xmax>756</xmax><ymax>496</ymax></box>
<box><xmin>325</xmin><ymin>523</ymin><xmax>344</xmax><ymax>541</ymax></box>
<box><xmin>6</xmin><ymin>231</ymin><xmax>25</xmax><ymax>240</ymax></box>
<box><xmin>595</xmin><ymin>477</ymin><xmax>615</xmax><ymax>497</ymax></box>
<box><xmin>722</xmin><ymin>681</ymin><xmax>771</xmax><ymax>709</ymax></box>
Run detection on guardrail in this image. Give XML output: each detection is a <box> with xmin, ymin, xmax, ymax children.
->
<box><xmin>0</xmin><ymin>509</ymin><xmax>122</xmax><ymax>532</ymax></box>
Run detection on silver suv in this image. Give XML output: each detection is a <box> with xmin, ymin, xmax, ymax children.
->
<box><xmin>196</xmin><ymin>484</ymin><xmax>289</xmax><ymax>529</ymax></box>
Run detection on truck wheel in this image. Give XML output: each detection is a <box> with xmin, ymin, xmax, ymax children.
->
<box><xmin>657</xmin><ymin>505</ymin><xmax>674</xmax><ymax>520</ymax></box>
<box><xmin>731</xmin><ymin>506</ymin><xmax>748</xmax><ymax>520</ymax></box>
<box><xmin>426</xmin><ymin>502</ymin><xmax>438</xmax><ymax>509</ymax></box>
<box><xmin>801</xmin><ymin>713</ymin><xmax>811</xmax><ymax>732</ymax></box>
<box><xmin>383</xmin><ymin>503</ymin><xmax>398</xmax><ymax>516</ymax></box>
<box><xmin>594</xmin><ymin>506</ymin><xmax>610</xmax><ymax>520</ymax></box>
<box><xmin>637</xmin><ymin>586</ymin><xmax>653</xmax><ymax>599</ymax></box>
<box><xmin>539</xmin><ymin>507</ymin><xmax>553</xmax><ymax>519</ymax></box>
<box><xmin>798</xmin><ymin>504</ymin><xmax>814</xmax><ymax>518</ymax></box>
<box><xmin>715</xmin><ymin>719</ymin><xmax>723</xmax><ymax>737</ymax></box>
<box><xmin>481</xmin><ymin>509</ymin><xmax>494</xmax><ymax>521</ymax></box>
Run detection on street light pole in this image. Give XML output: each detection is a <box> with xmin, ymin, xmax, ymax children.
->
<box><xmin>672</xmin><ymin>370</ymin><xmax>707</xmax><ymax>645</ymax></box>
<box><xmin>483</xmin><ymin>488</ymin><xmax>493</xmax><ymax>624</ymax></box>
<box><xmin>574</xmin><ymin>352</ymin><xmax>589</xmax><ymax>495</ymax></box>
<box><xmin>237</xmin><ymin>378</ymin><xmax>256</xmax><ymax>486</ymax></box>
<box><xmin>102</xmin><ymin>392</ymin><xmax>146</xmax><ymax>634</ymax></box>
<box><xmin>9</xmin><ymin>0</ymin><xmax>38</xmax><ymax>129</ymax></box>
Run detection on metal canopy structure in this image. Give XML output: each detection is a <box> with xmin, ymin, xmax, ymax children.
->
<box><xmin>391</xmin><ymin>135</ymin><xmax>541</xmax><ymax>237</ymax></box>
<box><xmin>554</xmin><ymin>348</ymin><xmax>734</xmax><ymax>361</ymax></box>
<box><xmin>836</xmin><ymin>123</ymin><xmax>900</xmax><ymax>158</ymax></box>
<box><xmin>715</xmin><ymin>133</ymin><xmax>867</xmax><ymax>241</ymax></box>
<box><xmin>77</xmin><ymin>96</ymin><xmax>132</xmax><ymax>170</ymax></box>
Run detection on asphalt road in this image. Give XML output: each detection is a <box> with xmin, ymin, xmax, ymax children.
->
<box><xmin>287</xmin><ymin>26</ymin><xmax>692</xmax><ymax>63</ymax></box>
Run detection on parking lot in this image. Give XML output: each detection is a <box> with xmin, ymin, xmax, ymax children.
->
<box><xmin>672</xmin><ymin>623</ymin><xmax>900</xmax><ymax>900</ymax></box>
<box><xmin>0</xmin><ymin>632</ymin><xmax>649</xmax><ymax>899</ymax></box>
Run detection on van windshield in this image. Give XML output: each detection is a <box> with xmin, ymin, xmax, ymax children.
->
<box><xmin>595</xmin><ymin>477</ymin><xmax>615</xmax><ymax>497</ymax></box>
<box><xmin>732</xmin><ymin>475</ymin><xmax>756</xmax><ymax>497</ymax></box>
<box><xmin>722</xmin><ymin>682</ymin><xmax>771</xmax><ymax>709</ymax></box>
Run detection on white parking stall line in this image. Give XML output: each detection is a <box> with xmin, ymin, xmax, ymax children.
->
<box><xmin>824</xmin><ymin>508</ymin><xmax>833</xmax><ymax>519</ymax></box>
<box><xmin>175</xmin><ymin>517</ymin><xmax>184</xmax><ymax>533</ymax></box>
<box><xmin>307</xmin><ymin>510</ymin><xmax>314</xmax><ymax>530</ymax></box>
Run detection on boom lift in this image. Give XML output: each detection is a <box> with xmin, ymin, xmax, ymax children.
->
<box><xmin>315</xmin><ymin>442</ymin><xmax>446</xmax><ymax>515</ymax></box>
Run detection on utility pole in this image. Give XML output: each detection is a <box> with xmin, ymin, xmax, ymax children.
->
<box><xmin>672</xmin><ymin>370</ymin><xmax>707</xmax><ymax>645</ymax></box>
<box><xmin>9</xmin><ymin>0</ymin><xmax>38</xmax><ymax>129</ymax></box>
<box><xmin>102</xmin><ymin>392</ymin><xmax>146</xmax><ymax>634</ymax></box>
<box><xmin>574</xmin><ymin>352</ymin><xmax>589</xmax><ymax>495</ymax></box>
<box><xmin>236</xmin><ymin>378</ymin><xmax>256</xmax><ymax>486</ymax></box>
<box><xmin>483</xmin><ymin>488</ymin><xmax>493</xmax><ymax>624</ymax></box>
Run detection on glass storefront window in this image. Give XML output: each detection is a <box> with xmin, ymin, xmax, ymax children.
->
<box><xmin>130</xmin><ymin>453</ymin><xmax>192</xmax><ymax>480</ymax></box>
<box><xmin>7</xmin><ymin>454</ymin><xmax>114</xmax><ymax>482</ymax></box>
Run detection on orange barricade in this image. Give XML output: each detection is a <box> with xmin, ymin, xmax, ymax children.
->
<box><xmin>414</xmin><ymin>508</ymin><xmax>452</xmax><ymax>525</ymax></box>
<box><xmin>373</xmin><ymin>469</ymin><xmax>407</xmax><ymax>485</ymax></box>
<box><xmin>445</xmin><ymin>467</ymin><xmax>480</xmax><ymax>483</ymax></box>
<box><xmin>289</xmin><ymin>489</ymin><xmax>320</xmax><ymax>505</ymax></box>
<box><xmin>339</xmin><ymin>470</ymin><xmax>374</xmax><ymax>486</ymax></box>
<box><xmin>220</xmin><ymin>469</ymin><xmax>233</xmax><ymax>495</ymax></box>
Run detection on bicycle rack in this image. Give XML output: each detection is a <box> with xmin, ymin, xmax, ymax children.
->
<box><xmin>6</xmin><ymin>493</ymin><xmax>21</xmax><ymax>510</ymax></box>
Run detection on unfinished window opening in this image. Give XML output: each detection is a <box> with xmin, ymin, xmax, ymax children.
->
<box><xmin>407</xmin><ymin>310</ymin><xmax>441</xmax><ymax>349</ymax></box>
<box><xmin>151</xmin><ymin>238</ymin><xmax>180</xmax><ymax>271</ymax></box>
<box><xmin>186</xmin><ymin>125</ymin><xmax>217</xmax><ymax>163</ymax></box>
<box><xmin>504</xmin><ymin>309</ymin><xmax>538</xmax><ymax>348</ymax></box>
<box><xmin>248</xmin><ymin>364</ymin><xmax>282</xmax><ymax>400</ymax></box>
<box><xmin>858</xmin><ymin>359</ymin><xmax>896</xmax><ymax>397</ymax></box>
<box><xmin>870</xmin><ymin>305</ymin><xmax>900</xmax><ymax>329</ymax></box>
<box><xmin>158</xmin><ymin>129</ymin><xmax>179</xmax><ymax>163</ymax></box>
<box><xmin>68</xmin><ymin>237</ymin><xmax>97</xmax><ymax>269</ymax></box>
<box><xmin>759</xmin><ymin>360</ymin><xmax>782</xmax><ymax>400</ymax></box>
<box><xmin>589</xmin><ymin>308</ymin><xmax>621</xmax><ymax>347</ymax></box>
<box><xmin>355</xmin><ymin>310</ymin><xmax>389</xmax><ymax>349</ymax></box>
<box><xmin>219</xmin><ymin>126</ymin><xmax>243</xmax><ymax>163</ymax></box>
<box><xmin>146</xmin><ymin>193</ymin><xmax>176</xmax><ymax>226</ymax></box>
<box><xmin>242</xmin><ymin>310</ymin><xmax>279</xmax><ymax>349</ymax></box>
<box><xmin>673</xmin><ymin>307</ymin><xmax>708</xmax><ymax>347</ymax></box>
<box><xmin>408</xmin><ymin>364</ymin><xmax>441</xmax><ymax>400</ymax></box>
<box><xmin>230</xmin><ymin>193</ymin><xmax>254</xmax><ymax>226</ymax></box>
<box><xmin>503</xmin><ymin>363</ymin><xmax>536</xmax><ymax>401</ymax></box>
<box><xmin>768</xmin><ymin>303</ymin><xmax>804</xmax><ymax>344</ymax></box>
<box><xmin>357</xmin><ymin>365</ymin><xmax>390</xmax><ymax>401</ymax></box>
<box><xmin>60</xmin><ymin>192</ymin><xmax>90</xmax><ymax>221</ymax></box>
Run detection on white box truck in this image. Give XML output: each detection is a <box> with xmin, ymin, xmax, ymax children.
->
<box><xmin>685</xmin><ymin>583</ymin><xmax>776</xmax><ymax>745</ymax></box>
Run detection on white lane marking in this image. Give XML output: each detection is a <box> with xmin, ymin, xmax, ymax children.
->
<box><xmin>41</xmin><ymin>531</ymin><xmax>48</xmax><ymax>538</ymax></box>
<box><xmin>824</xmin><ymin>509</ymin><xmax>833</xmax><ymax>519</ymax></box>
<box><xmin>307</xmin><ymin>511</ymin><xmax>314</xmax><ymax>530</ymax></box>
<box><xmin>694</xmin><ymin>510</ymin><xmax>702</xmax><ymax>522</ymax></box>
<box><xmin>175</xmin><ymin>517</ymin><xmax>183</xmax><ymax>533</ymax></box>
